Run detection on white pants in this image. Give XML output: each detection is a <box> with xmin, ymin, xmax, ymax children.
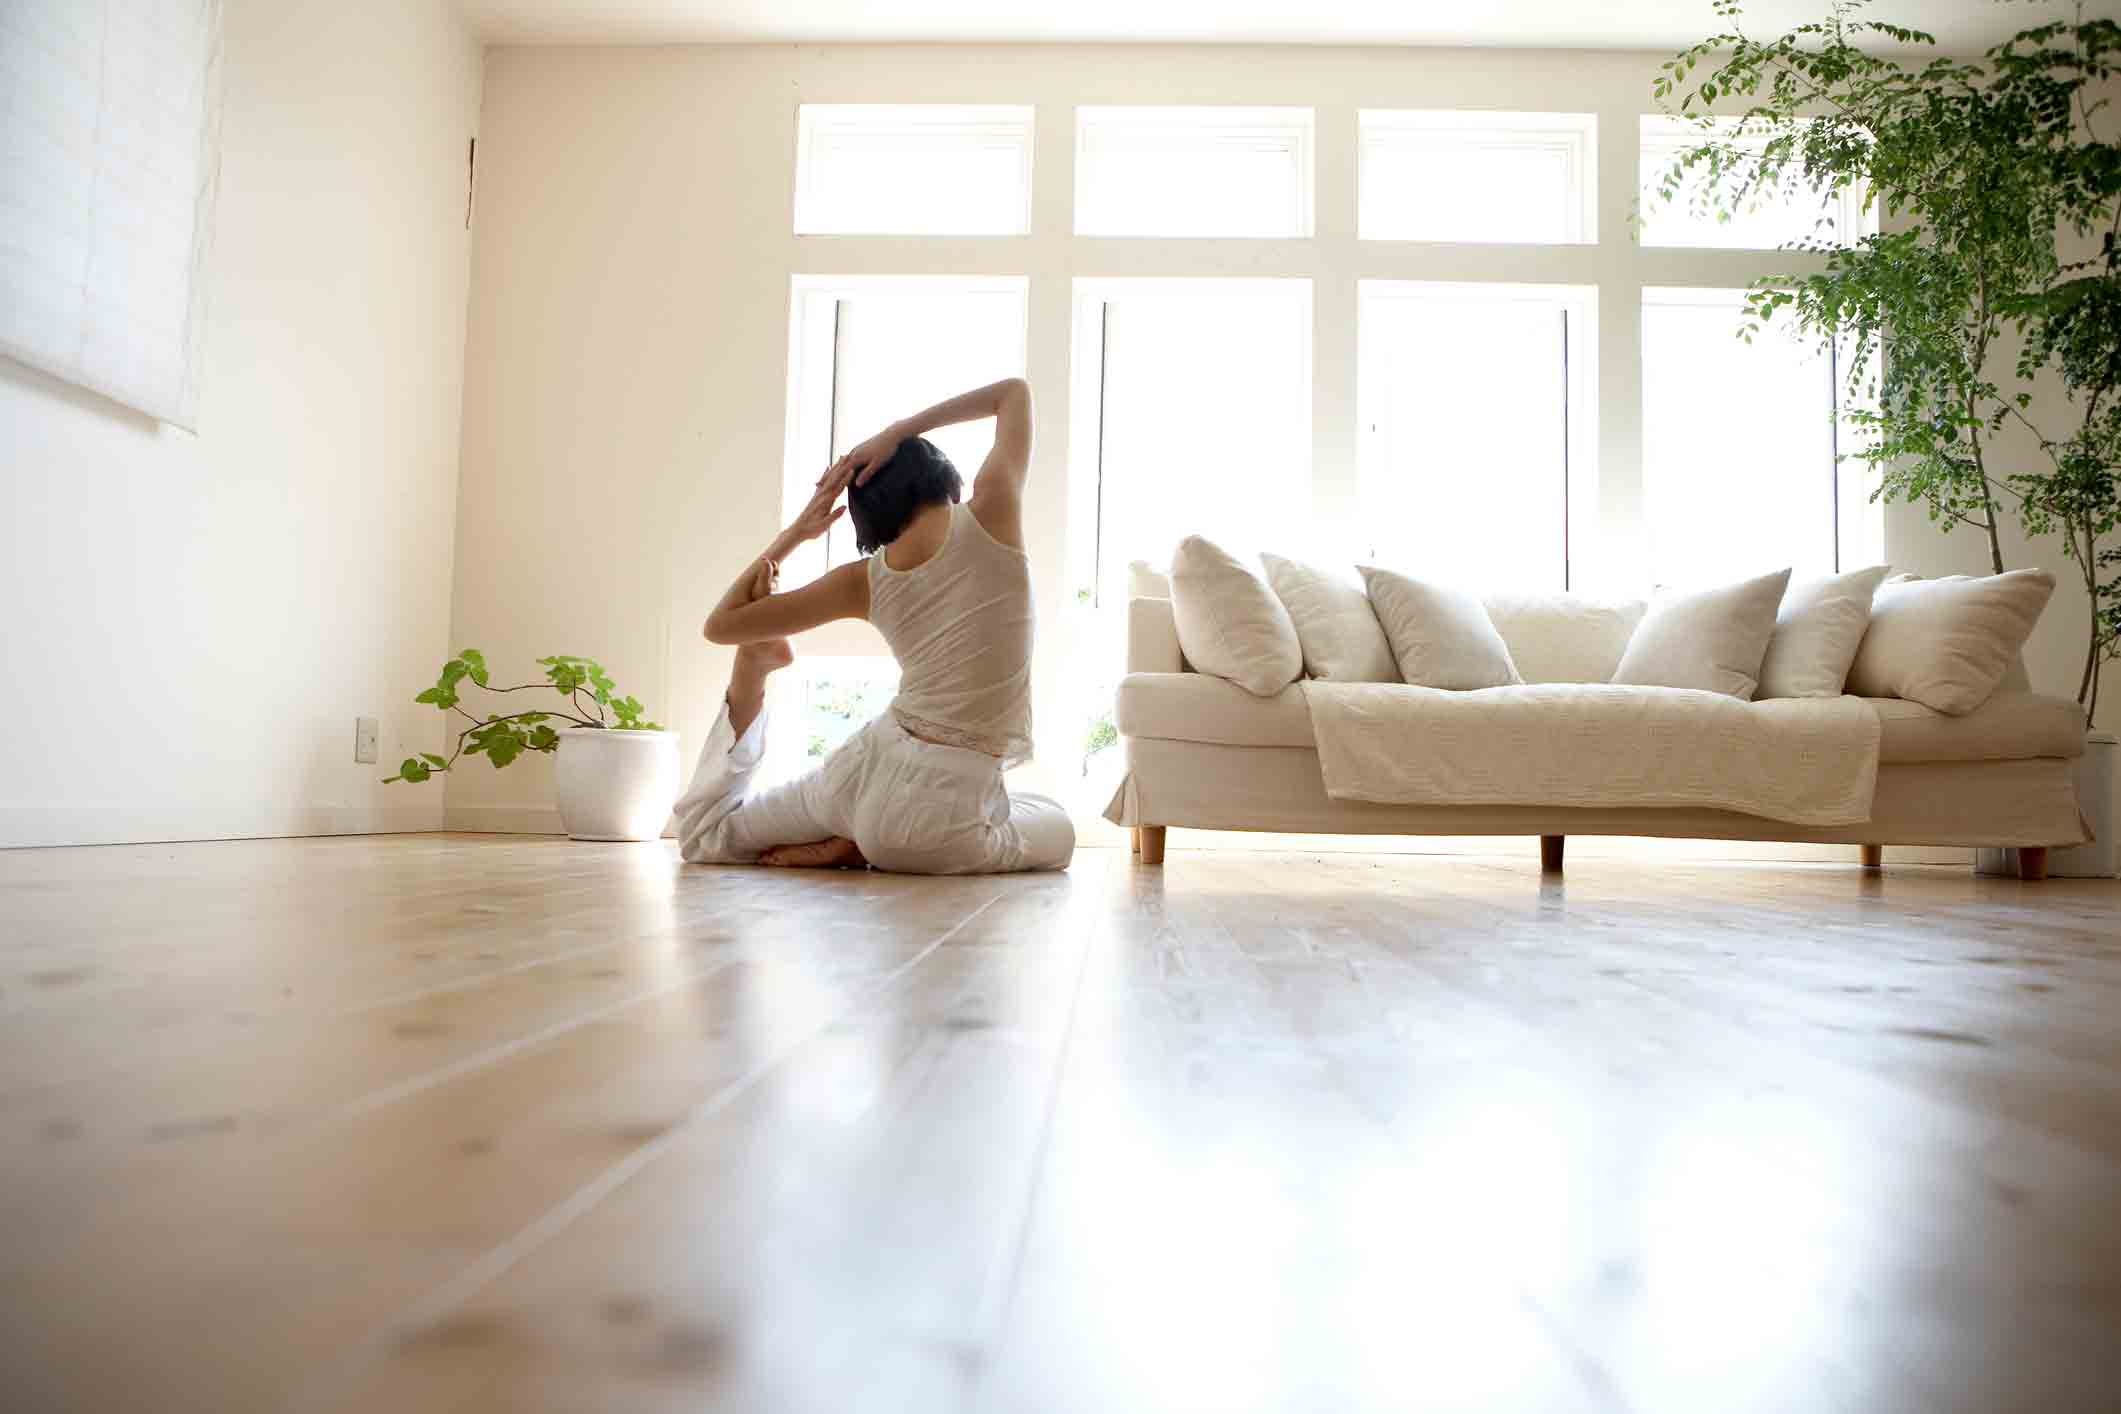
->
<box><xmin>674</xmin><ymin>704</ymin><xmax>1076</xmax><ymax>875</ymax></box>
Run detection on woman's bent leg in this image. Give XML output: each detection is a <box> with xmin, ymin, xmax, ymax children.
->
<box><xmin>1004</xmin><ymin>791</ymin><xmax>1076</xmax><ymax>872</ymax></box>
<box><xmin>674</xmin><ymin>698</ymin><xmax>862</xmax><ymax>864</ymax></box>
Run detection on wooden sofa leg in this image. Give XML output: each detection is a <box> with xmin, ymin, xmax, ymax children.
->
<box><xmin>1137</xmin><ymin>826</ymin><xmax>1167</xmax><ymax>866</ymax></box>
<box><xmin>1860</xmin><ymin>844</ymin><xmax>1883</xmax><ymax>871</ymax></box>
<box><xmin>1540</xmin><ymin>835</ymin><xmax>1565</xmax><ymax>874</ymax></box>
<box><xmin>2017</xmin><ymin>846</ymin><xmax>2050</xmax><ymax>882</ymax></box>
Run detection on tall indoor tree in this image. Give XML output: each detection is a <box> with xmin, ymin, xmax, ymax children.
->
<box><xmin>1652</xmin><ymin>0</ymin><xmax>2121</xmax><ymax>723</ymax></box>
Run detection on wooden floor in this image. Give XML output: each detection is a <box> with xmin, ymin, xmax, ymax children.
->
<box><xmin>2</xmin><ymin>836</ymin><xmax>2119</xmax><ymax>1414</ymax></box>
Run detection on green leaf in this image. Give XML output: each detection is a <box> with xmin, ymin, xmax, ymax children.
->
<box><xmin>528</xmin><ymin>725</ymin><xmax>560</xmax><ymax>751</ymax></box>
<box><xmin>395</xmin><ymin>758</ymin><xmax>431</xmax><ymax>783</ymax></box>
<box><xmin>419</xmin><ymin>752</ymin><xmax>450</xmax><ymax>769</ymax></box>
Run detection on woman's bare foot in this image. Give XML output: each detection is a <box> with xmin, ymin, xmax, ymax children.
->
<box><xmin>726</xmin><ymin>637</ymin><xmax>795</xmax><ymax>737</ymax></box>
<box><xmin>758</xmin><ymin>836</ymin><xmax>867</xmax><ymax>869</ymax></box>
<box><xmin>739</xmin><ymin>637</ymin><xmax>795</xmax><ymax>675</ymax></box>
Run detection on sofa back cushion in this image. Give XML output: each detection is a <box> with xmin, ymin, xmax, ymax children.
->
<box><xmin>1482</xmin><ymin>593</ymin><xmax>1648</xmax><ymax>684</ymax></box>
<box><xmin>1128</xmin><ymin>559</ymin><xmax>1172</xmax><ymax>600</ymax></box>
<box><xmin>1360</xmin><ymin>566</ymin><xmax>1523</xmax><ymax>689</ymax></box>
<box><xmin>1847</xmin><ymin>570</ymin><xmax>2055</xmax><ymax>715</ymax></box>
<box><xmin>1612</xmin><ymin>569</ymin><xmax>1791</xmax><ymax>700</ymax></box>
<box><xmin>1758</xmin><ymin>564</ymin><xmax>1891</xmax><ymax>699</ymax></box>
<box><xmin>1168</xmin><ymin>536</ymin><xmax>1304</xmax><ymax>697</ymax></box>
<box><xmin>1264</xmin><ymin>553</ymin><xmax>1399</xmax><ymax>683</ymax></box>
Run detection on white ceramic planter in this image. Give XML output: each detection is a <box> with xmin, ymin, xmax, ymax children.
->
<box><xmin>554</xmin><ymin>728</ymin><xmax>680</xmax><ymax>842</ymax></box>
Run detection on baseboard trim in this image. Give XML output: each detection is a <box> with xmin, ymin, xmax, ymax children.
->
<box><xmin>441</xmin><ymin>805</ymin><xmax>567</xmax><ymax>835</ymax></box>
<box><xmin>0</xmin><ymin>805</ymin><xmax>442</xmax><ymax>850</ymax></box>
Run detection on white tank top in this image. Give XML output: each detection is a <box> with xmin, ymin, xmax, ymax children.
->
<box><xmin>867</xmin><ymin>502</ymin><xmax>1035</xmax><ymax>766</ymax></box>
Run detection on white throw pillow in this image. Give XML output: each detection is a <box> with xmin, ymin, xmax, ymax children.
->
<box><xmin>1359</xmin><ymin>566</ymin><xmax>1523</xmax><ymax>690</ymax></box>
<box><xmin>1611</xmin><ymin>568</ymin><xmax>1793</xmax><ymax>700</ymax></box>
<box><xmin>1758</xmin><ymin>565</ymin><xmax>1891</xmax><ymax>699</ymax></box>
<box><xmin>1261</xmin><ymin>553</ymin><xmax>1399</xmax><ymax>683</ymax></box>
<box><xmin>1484</xmin><ymin>593</ymin><xmax>1648</xmax><ymax>683</ymax></box>
<box><xmin>1847</xmin><ymin>570</ymin><xmax>2055</xmax><ymax>715</ymax></box>
<box><xmin>1167</xmin><ymin>536</ymin><xmax>1304</xmax><ymax>697</ymax></box>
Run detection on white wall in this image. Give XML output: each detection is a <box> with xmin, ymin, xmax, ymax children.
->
<box><xmin>0</xmin><ymin>0</ymin><xmax>483</xmax><ymax>847</ymax></box>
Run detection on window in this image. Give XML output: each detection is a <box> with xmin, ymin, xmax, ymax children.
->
<box><xmin>1068</xmin><ymin>279</ymin><xmax>1313</xmax><ymax>606</ymax></box>
<box><xmin>1638</xmin><ymin>117</ymin><xmax>1874</xmax><ymax>250</ymax></box>
<box><xmin>794</xmin><ymin>105</ymin><xmax>1033</xmax><ymax>235</ymax></box>
<box><xmin>1360</xmin><ymin>111</ymin><xmax>1597</xmax><ymax>244</ymax></box>
<box><xmin>781</xmin><ymin>276</ymin><xmax>1027</xmax><ymax>583</ymax></box>
<box><xmin>1641</xmin><ymin>288</ymin><xmax>1848</xmax><ymax>587</ymax></box>
<box><xmin>1075</xmin><ymin>108</ymin><xmax>1314</xmax><ymax>238</ymax></box>
<box><xmin>0</xmin><ymin>0</ymin><xmax>223</xmax><ymax>426</ymax></box>
<box><xmin>760</xmin><ymin>657</ymin><xmax>901</xmax><ymax>784</ymax></box>
<box><xmin>1358</xmin><ymin>283</ymin><xmax>1593</xmax><ymax>592</ymax></box>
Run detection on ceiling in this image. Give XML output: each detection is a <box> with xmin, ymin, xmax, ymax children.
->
<box><xmin>457</xmin><ymin>0</ymin><xmax>2117</xmax><ymax>52</ymax></box>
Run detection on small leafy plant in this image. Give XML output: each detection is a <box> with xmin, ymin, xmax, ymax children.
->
<box><xmin>384</xmin><ymin>651</ymin><xmax>663</xmax><ymax>783</ymax></box>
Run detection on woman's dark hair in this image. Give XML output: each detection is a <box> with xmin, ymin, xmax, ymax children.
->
<box><xmin>847</xmin><ymin>436</ymin><xmax>962</xmax><ymax>554</ymax></box>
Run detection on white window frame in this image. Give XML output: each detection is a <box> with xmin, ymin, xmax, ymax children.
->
<box><xmin>781</xmin><ymin>274</ymin><xmax>1029</xmax><ymax>573</ymax></box>
<box><xmin>1074</xmin><ymin>106</ymin><xmax>1316</xmax><ymax>238</ymax></box>
<box><xmin>1357</xmin><ymin>280</ymin><xmax>1598</xmax><ymax>589</ymax></box>
<box><xmin>1359</xmin><ymin>110</ymin><xmax>1598</xmax><ymax>245</ymax></box>
<box><xmin>1638</xmin><ymin>116</ymin><xmax>1874</xmax><ymax>251</ymax></box>
<box><xmin>794</xmin><ymin>104</ymin><xmax>1034</xmax><ymax>236</ymax></box>
<box><xmin>1066</xmin><ymin>277</ymin><xmax>1315</xmax><ymax>602</ymax></box>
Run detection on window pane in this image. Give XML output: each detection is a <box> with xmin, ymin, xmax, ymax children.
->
<box><xmin>783</xmin><ymin>280</ymin><xmax>1026</xmax><ymax>581</ymax></box>
<box><xmin>1639</xmin><ymin>117</ymin><xmax>1872</xmax><ymax>250</ymax></box>
<box><xmin>1361</xmin><ymin>111</ymin><xmax>1596</xmax><ymax>244</ymax></box>
<box><xmin>1076</xmin><ymin>108</ymin><xmax>1314</xmax><ymax>238</ymax></box>
<box><xmin>1642</xmin><ymin>289</ymin><xmax>1838</xmax><ymax>587</ymax></box>
<box><xmin>1081</xmin><ymin>282</ymin><xmax>1312</xmax><ymax>604</ymax></box>
<box><xmin>796</xmin><ymin>105</ymin><xmax>1032</xmax><ymax>235</ymax></box>
<box><xmin>1359</xmin><ymin>285</ymin><xmax>1580</xmax><ymax>592</ymax></box>
<box><xmin>760</xmin><ymin>657</ymin><xmax>901</xmax><ymax>785</ymax></box>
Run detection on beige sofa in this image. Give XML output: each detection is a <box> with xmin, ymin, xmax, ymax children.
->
<box><xmin>1104</xmin><ymin>591</ymin><xmax>2090</xmax><ymax>878</ymax></box>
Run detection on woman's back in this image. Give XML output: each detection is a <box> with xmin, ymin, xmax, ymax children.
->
<box><xmin>866</xmin><ymin>502</ymin><xmax>1034</xmax><ymax>766</ymax></box>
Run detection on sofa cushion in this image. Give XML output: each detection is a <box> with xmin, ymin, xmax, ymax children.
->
<box><xmin>1759</xmin><ymin>565</ymin><xmax>1890</xmax><ymax>699</ymax></box>
<box><xmin>1116</xmin><ymin>671</ymin><xmax>1314</xmax><ymax>748</ymax></box>
<box><xmin>1263</xmin><ymin>553</ymin><xmax>1399</xmax><ymax>683</ymax></box>
<box><xmin>1483</xmin><ymin>593</ymin><xmax>1647</xmax><ymax>683</ymax></box>
<box><xmin>1613</xmin><ymin>568</ymin><xmax>1792</xmax><ymax>700</ymax></box>
<box><xmin>1869</xmin><ymin>692</ymin><xmax>2086</xmax><ymax>764</ymax></box>
<box><xmin>1128</xmin><ymin>559</ymin><xmax>1171</xmax><ymax>599</ymax></box>
<box><xmin>1168</xmin><ymin>536</ymin><xmax>1303</xmax><ymax>697</ymax></box>
<box><xmin>1361</xmin><ymin>566</ymin><xmax>1523</xmax><ymax>689</ymax></box>
<box><xmin>1116</xmin><ymin>674</ymin><xmax>2086</xmax><ymax>764</ymax></box>
<box><xmin>1848</xmin><ymin>570</ymin><xmax>2056</xmax><ymax>716</ymax></box>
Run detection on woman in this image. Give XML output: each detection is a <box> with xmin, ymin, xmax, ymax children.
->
<box><xmin>674</xmin><ymin>377</ymin><xmax>1075</xmax><ymax>875</ymax></box>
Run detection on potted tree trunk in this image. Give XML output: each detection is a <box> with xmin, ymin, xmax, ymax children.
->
<box><xmin>384</xmin><ymin>651</ymin><xmax>680</xmax><ymax>841</ymax></box>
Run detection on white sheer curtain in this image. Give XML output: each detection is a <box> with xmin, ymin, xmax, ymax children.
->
<box><xmin>1</xmin><ymin>0</ymin><xmax>223</xmax><ymax>429</ymax></box>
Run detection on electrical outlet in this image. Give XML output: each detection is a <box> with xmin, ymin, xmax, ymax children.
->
<box><xmin>354</xmin><ymin>716</ymin><xmax>380</xmax><ymax>765</ymax></box>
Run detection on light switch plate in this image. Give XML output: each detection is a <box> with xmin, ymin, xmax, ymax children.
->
<box><xmin>354</xmin><ymin>716</ymin><xmax>380</xmax><ymax>765</ymax></box>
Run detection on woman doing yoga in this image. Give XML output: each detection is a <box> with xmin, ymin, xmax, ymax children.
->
<box><xmin>674</xmin><ymin>377</ymin><xmax>1076</xmax><ymax>874</ymax></box>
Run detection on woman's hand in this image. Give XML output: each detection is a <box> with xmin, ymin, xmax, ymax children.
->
<box><xmin>770</xmin><ymin>478</ymin><xmax>847</xmax><ymax>561</ymax></box>
<box><xmin>824</xmin><ymin>422</ymin><xmax>906</xmax><ymax>489</ymax></box>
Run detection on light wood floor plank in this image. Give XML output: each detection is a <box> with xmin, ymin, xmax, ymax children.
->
<box><xmin>0</xmin><ymin>837</ymin><xmax>2116</xmax><ymax>1413</ymax></box>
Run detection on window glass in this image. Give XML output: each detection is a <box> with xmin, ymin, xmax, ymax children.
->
<box><xmin>1642</xmin><ymin>288</ymin><xmax>1840</xmax><ymax>586</ymax></box>
<box><xmin>796</xmin><ymin>105</ymin><xmax>1033</xmax><ymax>235</ymax></box>
<box><xmin>1076</xmin><ymin>107</ymin><xmax>1314</xmax><ymax>238</ymax></box>
<box><xmin>1358</xmin><ymin>283</ymin><xmax>1590</xmax><ymax>592</ymax></box>
<box><xmin>1361</xmin><ymin>111</ymin><xmax>1597</xmax><ymax>244</ymax></box>
<box><xmin>782</xmin><ymin>279</ymin><xmax>1027</xmax><ymax>582</ymax></box>
<box><xmin>1639</xmin><ymin>116</ymin><xmax>1873</xmax><ymax>250</ymax></box>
